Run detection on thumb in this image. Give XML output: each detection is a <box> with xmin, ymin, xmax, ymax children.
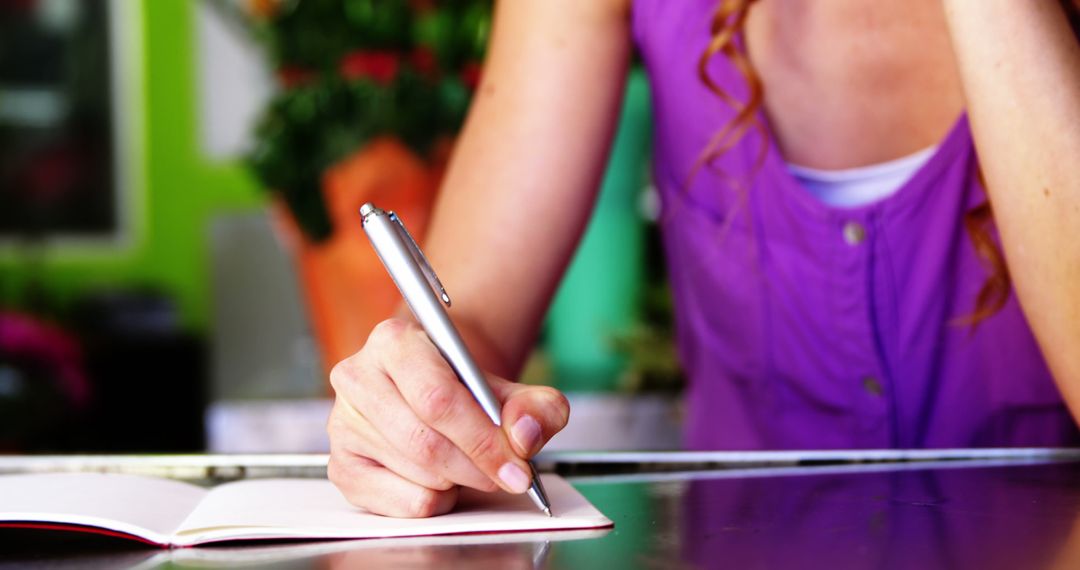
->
<box><xmin>490</xmin><ymin>377</ymin><xmax>570</xmax><ymax>459</ymax></box>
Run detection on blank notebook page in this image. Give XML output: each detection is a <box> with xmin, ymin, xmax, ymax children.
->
<box><xmin>175</xmin><ymin>474</ymin><xmax>610</xmax><ymax>545</ymax></box>
<box><xmin>0</xmin><ymin>473</ymin><xmax>207</xmax><ymax>543</ymax></box>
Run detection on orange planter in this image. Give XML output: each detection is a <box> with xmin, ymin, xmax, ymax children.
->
<box><xmin>273</xmin><ymin>138</ymin><xmax>441</xmax><ymax>387</ymax></box>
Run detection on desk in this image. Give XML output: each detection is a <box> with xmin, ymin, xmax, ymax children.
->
<box><xmin>3</xmin><ymin>452</ymin><xmax>1080</xmax><ymax>569</ymax></box>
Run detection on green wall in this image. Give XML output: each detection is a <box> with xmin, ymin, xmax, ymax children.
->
<box><xmin>0</xmin><ymin>1</ymin><xmax>266</xmax><ymax>331</ymax></box>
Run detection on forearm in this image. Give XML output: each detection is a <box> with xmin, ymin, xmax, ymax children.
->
<box><xmin>415</xmin><ymin>0</ymin><xmax>632</xmax><ymax>379</ymax></box>
<box><xmin>943</xmin><ymin>1</ymin><xmax>1080</xmax><ymax>395</ymax></box>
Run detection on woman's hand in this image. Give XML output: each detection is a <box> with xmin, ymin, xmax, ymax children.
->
<box><xmin>326</xmin><ymin>318</ymin><xmax>570</xmax><ymax>518</ymax></box>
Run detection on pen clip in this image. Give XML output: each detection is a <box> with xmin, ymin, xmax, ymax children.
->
<box><xmin>389</xmin><ymin>212</ymin><xmax>452</xmax><ymax>307</ymax></box>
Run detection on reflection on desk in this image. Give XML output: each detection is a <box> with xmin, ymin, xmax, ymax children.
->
<box><xmin>679</xmin><ymin>461</ymin><xmax>1080</xmax><ymax>570</ymax></box>
<box><xmin>4</xmin><ymin>458</ymin><xmax>1080</xmax><ymax>569</ymax></box>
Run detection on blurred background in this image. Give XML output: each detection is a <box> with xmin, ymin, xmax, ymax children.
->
<box><xmin>0</xmin><ymin>0</ymin><xmax>681</xmax><ymax>455</ymax></box>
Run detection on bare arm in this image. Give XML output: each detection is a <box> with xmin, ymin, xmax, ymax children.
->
<box><xmin>327</xmin><ymin>0</ymin><xmax>631</xmax><ymax>517</ymax></box>
<box><xmin>942</xmin><ymin>1</ymin><xmax>1080</xmax><ymax>403</ymax></box>
<box><xmin>422</xmin><ymin>0</ymin><xmax>633</xmax><ymax>379</ymax></box>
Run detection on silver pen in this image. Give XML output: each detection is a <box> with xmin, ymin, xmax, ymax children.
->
<box><xmin>359</xmin><ymin>202</ymin><xmax>553</xmax><ymax>517</ymax></box>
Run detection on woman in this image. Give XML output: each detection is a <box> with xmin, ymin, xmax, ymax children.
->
<box><xmin>326</xmin><ymin>0</ymin><xmax>1080</xmax><ymax>517</ymax></box>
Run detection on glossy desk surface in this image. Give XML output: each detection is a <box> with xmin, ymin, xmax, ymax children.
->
<box><xmin>3</xmin><ymin>453</ymin><xmax>1080</xmax><ymax>569</ymax></box>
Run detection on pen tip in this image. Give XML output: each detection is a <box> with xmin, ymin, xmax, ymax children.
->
<box><xmin>543</xmin><ymin>507</ymin><xmax>552</xmax><ymax>517</ymax></box>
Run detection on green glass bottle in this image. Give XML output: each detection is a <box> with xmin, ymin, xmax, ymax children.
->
<box><xmin>545</xmin><ymin>69</ymin><xmax>652</xmax><ymax>392</ymax></box>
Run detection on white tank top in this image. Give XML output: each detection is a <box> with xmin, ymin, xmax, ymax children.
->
<box><xmin>787</xmin><ymin>146</ymin><xmax>938</xmax><ymax>208</ymax></box>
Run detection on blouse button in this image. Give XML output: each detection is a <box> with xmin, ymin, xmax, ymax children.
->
<box><xmin>843</xmin><ymin>221</ymin><xmax>867</xmax><ymax>246</ymax></box>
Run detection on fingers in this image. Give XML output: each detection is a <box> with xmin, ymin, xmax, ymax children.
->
<box><xmin>328</xmin><ymin>449</ymin><xmax>458</xmax><ymax>518</ymax></box>
<box><xmin>330</xmin><ymin>359</ymin><xmax>495</xmax><ymax>493</ymax></box>
<box><xmin>328</xmin><ymin>316</ymin><xmax>563</xmax><ymax>521</ymax></box>
<box><xmin>368</xmin><ymin>321</ymin><xmax>535</xmax><ymax>495</ymax></box>
<box><xmin>494</xmin><ymin>379</ymin><xmax>571</xmax><ymax>458</ymax></box>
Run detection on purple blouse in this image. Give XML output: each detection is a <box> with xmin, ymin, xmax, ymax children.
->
<box><xmin>633</xmin><ymin>0</ymin><xmax>1080</xmax><ymax>448</ymax></box>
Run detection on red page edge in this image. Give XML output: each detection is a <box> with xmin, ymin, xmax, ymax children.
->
<box><xmin>0</xmin><ymin>522</ymin><xmax>168</xmax><ymax>548</ymax></box>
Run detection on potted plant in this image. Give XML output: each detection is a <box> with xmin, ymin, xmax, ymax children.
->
<box><xmin>211</xmin><ymin>0</ymin><xmax>491</xmax><ymax>376</ymax></box>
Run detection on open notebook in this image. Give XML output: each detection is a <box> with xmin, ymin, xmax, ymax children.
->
<box><xmin>0</xmin><ymin>473</ymin><xmax>611</xmax><ymax>547</ymax></box>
